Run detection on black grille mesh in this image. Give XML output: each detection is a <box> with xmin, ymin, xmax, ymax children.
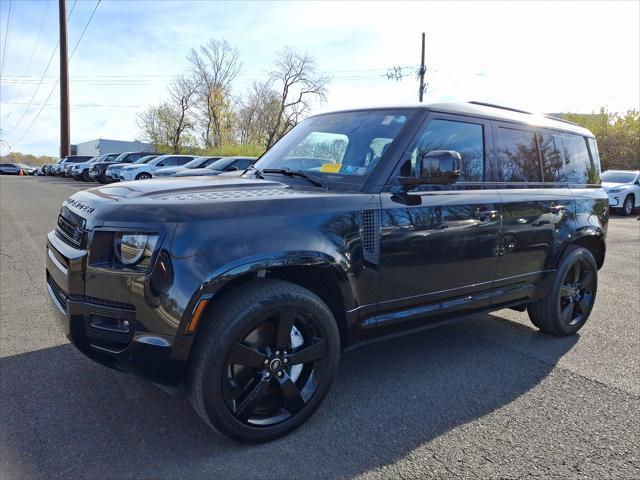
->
<box><xmin>361</xmin><ymin>209</ymin><xmax>380</xmax><ymax>265</ymax></box>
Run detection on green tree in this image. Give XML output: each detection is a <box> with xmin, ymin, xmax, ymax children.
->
<box><xmin>562</xmin><ymin>108</ymin><xmax>640</xmax><ymax>170</ymax></box>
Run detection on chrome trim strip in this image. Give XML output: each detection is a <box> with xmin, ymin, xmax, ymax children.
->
<box><xmin>48</xmin><ymin>248</ymin><xmax>68</xmax><ymax>275</ymax></box>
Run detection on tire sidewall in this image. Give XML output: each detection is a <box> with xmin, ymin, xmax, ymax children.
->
<box><xmin>623</xmin><ymin>195</ymin><xmax>634</xmax><ymax>215</ymax></box>
<box><xmin>550</xmin><ymin>246</ymin><xmax>598</xmax><ymax>335</ymax></box>
<box><xmin>192</xmin><ymin>282</ymin><xmax>340</xmax><ymax>443</ymax></box>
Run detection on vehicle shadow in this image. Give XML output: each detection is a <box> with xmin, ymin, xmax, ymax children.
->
<box><xmin>0</xmin><ymin>313</ymin><xmax>578</xmax><ymax>480</ymax></box>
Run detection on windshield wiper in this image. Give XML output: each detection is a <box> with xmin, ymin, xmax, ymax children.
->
<box><xmin>262</xmin><ymin>168</ymin><xmax>326</xmax><ymax>188</ymax></box>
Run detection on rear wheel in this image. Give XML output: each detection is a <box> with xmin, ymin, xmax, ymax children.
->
<box><xmin>136</xmin><ymin>172</ymin><xmax>152</xmax><ymax>180</ymax></box>
<box><xmin>189</xmin><ymin>279</ymin><xmax>340</xmax><ymax>443</ymax></box>
<box><xmin>528</xmin><ymin>246</ymin><xmax>597</xmax><ymax>336</ymax></box>
<box><xmin>622</xmin><ymin>194</ymin><xmax>635</xmax><ymax>216</ymax></box>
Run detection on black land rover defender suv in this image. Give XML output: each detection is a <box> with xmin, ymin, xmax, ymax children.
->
<box><xmin>46</xmin><ymin>102</ymin><xmax>608</xmax><ymax>443</ymax></box>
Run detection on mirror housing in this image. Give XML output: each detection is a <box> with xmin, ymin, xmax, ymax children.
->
<box><xmin>398</xmin><ymin>150</ymin><xmax>462</xmax><ymax>187</ymax></box>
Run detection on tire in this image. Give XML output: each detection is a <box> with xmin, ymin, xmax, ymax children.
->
<box><xmin>136</xmin><ymin>173</ymin><xmax>152</xmax><ymax>180</ymax></box>
<box><xmin>527</xmin><ymin>246</ymin><xmax>598</xmax><ymax>336</ymax></box>
<box><xmin>622</xmin><ymin>194</ymin><xmax>635</xmax><ymax>216</ymax></box>
<box><xmin>82</xmin><ymin>170</ymin><xmax>91</xmax><ymax>182</ymax></box>
<box><xmin>188</xmin><ymin>279</ymin><xmax>340</xmax><ymax>443</ymax></box>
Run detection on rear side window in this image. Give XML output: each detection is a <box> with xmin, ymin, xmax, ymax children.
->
<box><xmin>176</xmin><ymin>157</ymin><xmax>193</xmax><ymax>166</ymax></box>
<box><xmin>538</xmin><ymin>133</ymin><xmax>567</xmax><ymax>183</ymax></box>
<box><xmin>561</xmin><ymin>135</ymin><xmax>597</xmax><ymax>184</ymax></box>
<box><xmin>493</xmin><ymin>127</ymin><xmax>541</xmax><ymax>182</ymax></box>
<box><xmin>403</xmin><ymin>118</ymin><xmax>484</xmax><ymax>182</ymax></box>
<box><xmin>586</xmin><ymin>137</ymin><xmax>602</xmax><ymax>183</ymax></box>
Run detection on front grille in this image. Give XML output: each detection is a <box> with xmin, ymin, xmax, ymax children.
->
<box><xmin>56</xmin><ymin>214</ymin><xmax>85</xmax><ymax>248</ymax></box>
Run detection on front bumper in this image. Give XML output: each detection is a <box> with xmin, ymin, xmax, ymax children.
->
<box><xmin>45</xmin><ymin>231</ymin><xmax>192</xmax><ymax>386</ymax></box>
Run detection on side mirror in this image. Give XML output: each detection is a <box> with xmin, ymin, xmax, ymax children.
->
<box><xmin>398</xmin><ymin>150</ymin><xmax>462</xmax><ymax>187</ymax></box>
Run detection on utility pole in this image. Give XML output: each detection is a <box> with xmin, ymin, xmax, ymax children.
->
<box><xmin>59</xmin><ymin>0</ymin><xmax>70</xmax><ymax>157</ymax></box>
<box><xmin>418</xmin><ymin>32</ymin><xmax>426</xmax><ymax>102</ymax></box>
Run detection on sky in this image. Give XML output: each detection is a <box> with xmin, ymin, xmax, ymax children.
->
<box><xmin>0</xmin><ymin>0</ymin><xmax>638</xmax><ymax>157</ymax></box>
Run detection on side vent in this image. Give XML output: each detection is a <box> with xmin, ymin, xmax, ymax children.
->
<box><xmin>361</xmin><ymin>209</ymin><xmax>380</xmax><ymax>265</ymax></box>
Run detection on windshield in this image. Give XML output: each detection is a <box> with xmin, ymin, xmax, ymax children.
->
<box><xmin>183</xmin><ymin>157</ymin><xmax>208</xmax><ymax>168</ymax></box>
<box><xmin>206</xmin><ymin>157</ymin><xmax>236</xmax><ymax>171</ymax></box>
<box><xmin>602</xmin><ymin>171</ymin><xmax>637</xmax><ymax>183</ymax></box>
<box><xmin>112</xmin><ymin>153</ymin><xmax>128</xmax><ymax>163</ymax></box>
<box><xmin>251</xmin><ymin>110</ymin><xmax>410</xmax><ymax>188</ymax></box>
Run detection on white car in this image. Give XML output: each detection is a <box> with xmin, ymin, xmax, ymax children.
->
<box><xmin>118</xmin><ymin>154</ymin><xmax>195</xmax><ymax>181</ymax></box>
<box><xmin>601</xmin><ymin>170</ymin><xmax>640</xmax><ymax>216</ymax></box>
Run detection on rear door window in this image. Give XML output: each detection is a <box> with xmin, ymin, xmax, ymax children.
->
<box><xmin>586</xmin><ymin>137</ymin><xmax>602</xmax><ymax>183</ymax></box>
<box><xmin>538</xmin><ymin>133</ymin><xmax>567</xmax><ymax>183</ymax></box>
<box><xmin>493</xmin><ymin>127</ymin><xmax>541</xmax><ymax>182</ymax></box>
<box><xmin>176</xmin><ymin>157</ymin><xmax>193</xmax><ymax>166</ymax></box>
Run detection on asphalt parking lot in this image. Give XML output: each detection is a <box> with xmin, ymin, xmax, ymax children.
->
<box><xmin>1</xmin><ymin>175</ymin><xmax>639</xmax><ymax>479</ymax></box>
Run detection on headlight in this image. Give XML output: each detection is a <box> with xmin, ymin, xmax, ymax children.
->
<box><xmin>113</xmin><ymin>233</ymin><xmax>160</xmax><ymax>266</ymax></box>
<box><xmin>609</xmin><ymin>187</ymin><xmax>623</xmax><ymax>193</ymax></box>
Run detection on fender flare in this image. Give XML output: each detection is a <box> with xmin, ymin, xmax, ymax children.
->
<box><xmin>178</xmin><ymin>250</ymin><xmax>355</xmax><ymax>335</ymax></box>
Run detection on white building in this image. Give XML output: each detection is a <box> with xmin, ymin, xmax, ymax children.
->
<box><xmin>74</xmin><ymin>139</ymin><xmax>154</xmax><ymax>156</ymax></box>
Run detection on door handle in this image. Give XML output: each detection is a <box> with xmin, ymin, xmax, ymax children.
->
<box><xmin>474</xmin><ymin>208</ymin><xmax>499</xmax><ymax>221</ymax></box>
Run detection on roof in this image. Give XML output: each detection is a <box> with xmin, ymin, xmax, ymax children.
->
<box><xmin>313</xmin><ymin>101</ymin><xmax>594</xmax><ymax>137</ymax></box>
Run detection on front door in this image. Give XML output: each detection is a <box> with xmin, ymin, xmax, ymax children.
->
<box><xmin>370</xmin><ymin>114</ymin><xmax>502</xmax><ymax>329</ymax></box>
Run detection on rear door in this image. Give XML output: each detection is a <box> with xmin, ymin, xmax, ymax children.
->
<box><xmin>490</xmin><ymin>123</ymin><xmax>574</xmax><ymax>302</ymax></box>
<box><xmin>373</xmin><ymin>113</ymin><xmax>502</xmax><ymax>327</ymax></box>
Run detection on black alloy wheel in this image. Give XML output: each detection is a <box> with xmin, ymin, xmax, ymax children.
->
<box><xmin>557</xmin><ymin>257</ymin><xmax>595</xmax><ymax>327</ymax></box>
<box><xmin>189</xmin><ymin>279</ymin><xmax>340</xmax><ymax>443</ymax></box>
<box><xmin>82</xmin><ymin>170</ymin><xmax>91</xmax><ymax>182</ymax></box>
<box><xmin>222</xmin><ymin>308</ymin><xmax>328</xmax><ymax>426</ymax></box>
<box><xmin>528</xmin><ymin>246</ymin><xmax>598</xmax><ymax>336</ymax></box>
<box><xmin>622</xmin><ymin>195</ymin><xmax>634</xmax><ymax>216</ymax></box>
<box><xmin>136</xmin><ymin>173</ymin><xmax>152</xmax><ymax>180</ymax></box>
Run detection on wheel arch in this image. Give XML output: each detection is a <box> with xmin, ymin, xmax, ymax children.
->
<box><xmin>180</xmin><ymin>252</ymin><xmax>355</xmax><ymax>349</ymax></box>
<box><xmin>564</xmin><ymin>229</ymin><xmax>606</xmax><ymax>270</ymax></box>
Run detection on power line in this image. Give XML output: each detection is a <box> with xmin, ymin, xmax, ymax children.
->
<box><xmin>12</xmin><ymin>0</ymin><xmax>100</xmax><ymax>148</ymax></box>
<box><xmin>4</xmin><ymin>0</ymin><xmax>52</xmax><ymax>120</ymax></box>
<box><xmin>5</xmin><ymin>0</ymin><xmax>77</xmax><ymax>136</ymax></box>
<box><xmin>0</xmin><ymin>0</ymin><xmax>13</xmax><ymax>79</ymax></box>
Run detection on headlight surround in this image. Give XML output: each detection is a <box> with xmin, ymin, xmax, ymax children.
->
<box><xmin>89</xmin><ymin>230</ymin><xmax>161</xmax><ymax>272</ymax></box>
<box><xmin>609</xmin><ymin>187</ymin><xmax>623</xmax><ymax>193</ymax></box>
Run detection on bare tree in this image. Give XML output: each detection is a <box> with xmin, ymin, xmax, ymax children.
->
<box><xmin>266</xmin><ymin>48</ymin><xmax>329</xmax><ymax>148</ymax></box>
<box><xmin>136</xmin><ymin>76</ymin><xmax>197</xmax><ymax>153</ymax></box>
<box><xmin>188</xmin><ymin>38</ymin><xmax>241</xmax><ymax>148</ymax></box>
<box><xmin>237</xmin><ymin>80</ymin><xmax>281</xmax><ymax>146</ymax></box>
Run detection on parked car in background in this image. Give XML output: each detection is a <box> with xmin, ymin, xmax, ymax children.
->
<box><xmin>89</xmin><ymin>151</ymin><xmax>157</xmax><ymax>183</ymax></box>
<box><xmin>71</xmin><ymin>153</ymin><xmax>119</xmax><ymax>181</ymax></box>
<box><xmin>0</xmin><ymin>163</ymin><xmax>25</xmax><ymax>175</ymax></box>
<box><xmin>104</xmin><ymin>154</ymin><xmax>159</xmax><ymax>183</ymax></box>
<box><xmin>46</xmin><ymin>102</ymin><xmax>609</xmax><ymax>443</ymax></box>
<box><xmin>53</xmin><ymin>156</ymin><xmax>93</xmax><ymax>176</ymax></box>
<box><xmin>118</xmin><ymin>154</ymin><xmax>194</xmax><ymax>181</ymax></box>
<box><xmin>153</xmin><ymin>156</ymin><xmax>222</xmax><ymax>178</ymax></box>
<box><xmin>173</xmin><ymin>156</ymin><xmax>256</xmax><ymax>177</ymax></box>
<box><xmin>601</xmin><ymin>170</ymin><xmax>640</xmax><ymax>216</ymax></box>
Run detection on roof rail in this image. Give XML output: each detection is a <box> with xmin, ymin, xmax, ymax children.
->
<box><xmin>542</xmin><ymin>114</ymin><xmax>580</xmax><ymax>127</ymax></box>
<box><xmin>468</xmin><ymin>101</ymin><xmax>531</xmax><ymax>115</ymax></box>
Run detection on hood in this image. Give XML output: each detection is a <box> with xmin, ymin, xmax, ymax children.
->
<box><xmin>91</xmin><ymin>161</ymin><xmax>117</xmax><ymax>168</ymax></box>
<box><xmin>602</xmin><ymin>182</ymin><xmax>631</xmax><ymax>191</ymax></box>
<box><xmin>175</xmin><ymin>169</ymin><xmax>222</xmax><ymax>177</ymax></box>
<box><xmin>60</xmin><ymin>176</ymin><xmax>333</xmax><ymax>225</ymax></box>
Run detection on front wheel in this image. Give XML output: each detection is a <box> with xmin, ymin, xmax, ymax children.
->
<box><xmin>622</xmin><ymin>194</ymin><xmax>635</xmax><ymax>216</ymax></box>
<box><xmin>136</xmin><ymin>173</ymin><xmax>152</xmax><ymax>180</ymax></box>
<box><xmin>189</xmin><ymin>279</ymin><xmax>340</xmax><ymax>443</ymax></box>
<box><xmin>528</xmin><ymin>246</ymin><xmax>597</xmax><ymax>336</ymax></box>
<box><xmin>82</xmin><ymin>170</ymin><xmax>91</xmax><ymax>182</ymax></box>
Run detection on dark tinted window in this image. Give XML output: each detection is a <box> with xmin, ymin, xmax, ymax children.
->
<box><xmin>562</xmin><ymin>135</ymin><xmax>596</xmax><ymax>184</ymax></box>
<box><xmin>403</xmin><ymin>118</ymin><xmax>484</xmax><ymax>182</ymax></box>
<box><xmin>201</xmin><ymin>157</ymin><xmax>222</xmax><ymax>167</ymax></box>
<box><xmin>538</xmin><ymin>133</ymin><xmax>566</xmax><ymax>182</ymax></box>
<box><xmin>232</xmin><ymin>158</ymin><xmax>254</xmax><ymax>170</ymax></box>
<box><xmin>493</xmin><ymin>127</ymin><xmax>541</xmax><ymax>182</ymax></box>
<box><xmin>176</xmin><ymin>156</ymin><xmax>193</xmax><ymax>166</ymax></box>
<box><xmin>586</xmin><ymin>137</ymin><xmax>601</xmax><ymax>183</ymax></box>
